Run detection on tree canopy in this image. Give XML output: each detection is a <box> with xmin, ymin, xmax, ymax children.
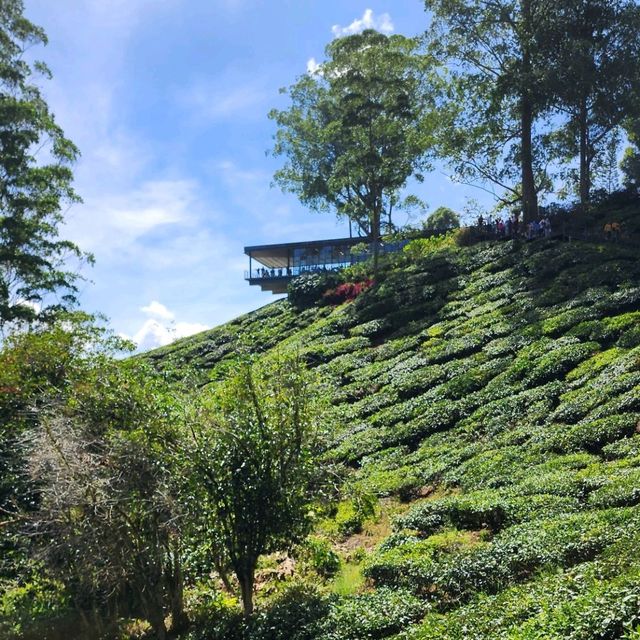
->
<box><xmin>425</xmin><ymin>0</ymin><xmax>640</xmax><ymax>214</ymax></box>
<box><xmin>270</xmin><ymin>30</ymin><xmax>437</xmax><ymax>272</ymax></box>
<box><xmin>425</xmin><ymin>0</ymin><xmax>557</xmax><ymax>221</ymax></box>
<box><xmin>544</xmin><ymin>0</ymin><xmax>640</xmax><ymax>206</ymax></box>
<box><xmin>0</xmin><ymin>0</ymin><xmax>87</xmax><ymax>331</ymax></box>
<box><xmin>423</xmin><ymin>206</ymin><xmax>461</xmax><ymax>232</ymax></box>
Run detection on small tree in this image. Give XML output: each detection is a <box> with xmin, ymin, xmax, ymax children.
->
<box><xmin>423</xmin><ymin>206</ymin><xmax>460</xmax><ymax>232</ymax></box>
<box><xmin>187</xmin><ymin>352</ymin><xmax>321</xmax><ymax>616</ymax></box>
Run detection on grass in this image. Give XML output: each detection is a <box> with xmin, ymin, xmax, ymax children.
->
<box><xmin>331</xmin><ymin>562</ymin><xmax>366</xmax><ymax>597</ymax></box>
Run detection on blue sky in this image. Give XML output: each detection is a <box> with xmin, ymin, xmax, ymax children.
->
<box><xmin>25</xmin><ymin>0</ymin><xmax>489</xmax><ymax>351</ymax></box>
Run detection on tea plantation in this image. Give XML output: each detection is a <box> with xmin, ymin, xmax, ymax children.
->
<box><xmin>148</xmin><ymin>203</ymin><xmax>640</xmax><ymax>639</ymax></box>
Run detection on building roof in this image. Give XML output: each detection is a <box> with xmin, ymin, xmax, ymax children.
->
<box><xmin>244</xmin><ymin>236</ymin><xmax>367</xmax><ymax>269</ymax></box>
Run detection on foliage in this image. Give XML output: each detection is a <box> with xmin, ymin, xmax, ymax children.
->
<box><xmin>319</xmin><ymin>588</ymin><xmax>427</xmax><ymax>640</ymax></box>
<box><xmin>543</xmin><ymin>0</ymin><xmax>640</xmax><ymax>205</ymax></box>
<box><xmin>424</xmin><ymin>0</ymin><xmax>551</xmax><ymax>218</ymax></box>
<box><xmin>422</xmin><ymin>207</ymin><xmax>460</xmax><ymax>232</ymax></box>
<box><xmin>138</xmin><ymin>204</ymin><xmax>640</xmax><ymax>638</ymax></box>
<box><xmin>402</xmin><ymin>232</ymin><xmax>457</xmax><ymax>261</ymax></box>
<box><xmin>270</xmin><ymin>30</ymin><xmax>436</xmax><ymax>271</ymax></box>
<box><xmin>300</xmin><ymin>537</ymin><xmax>341</xmax><ymax>577</ymax></box>
<box><xmin>0</xmin><ymin>0</ymin><xmax>89</xmax><ymax>330</ymax></box>
<box><xmin>334</xmin><ymin>489</ymin><xmax>377</xmax><ymax>537</ymax></box>
<box><xmin>28</xmin><ymin>356</ymin><xmax>187</xmax><ymax>639</ymax></box>
<box><xmin>288</xmin><ymin>273</ymin><xmax>340</xmax><ymax>309</ymax></box>
<box><xmin>622</xmin><ymin>117</ymin><xmax>640</xmax><ymax>190</ymax></box>
<box><xmin>185</xmin><ymin>352</ymin><xmax>323</xmax><ymax>616</ymax></box>
<box><xmin>184</xmin><ymin>585</ymin><xmax>331</xmax><ymax>640</ymax></box>
<box><xmin>0</xmin><ymin>572</ymin><xmax>70</xmax><ymax>639</ymax></box>
<box><xmin>0</xmin><ymin>315</ymin><xmax>129</xmax><ymax>577</ymax></box>
<box><xmin>0</xmin><ymin>317</ymin><xmax>189</xmax><ymax>639</ymax></box>
<box><xmin>323</xmin><ymin>280</ymin><xmax>374</xmax><ymax>306</ymax></box>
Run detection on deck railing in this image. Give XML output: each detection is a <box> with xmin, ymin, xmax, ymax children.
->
<box><xmin>244</xmin><ymin>263</ymin><xmax>351</xmax><ymax>281</ymax></box>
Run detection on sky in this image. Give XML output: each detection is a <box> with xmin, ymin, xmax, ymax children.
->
<box><xmin>24</xmin><ymin>0</ymin><xmax>489</xmax><ymax>351</ymax></box>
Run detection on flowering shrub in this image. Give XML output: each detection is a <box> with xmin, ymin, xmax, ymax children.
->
<box><xmin>322</xmin><ymin>280</ymin><xmax>374</xmax><ymax>305</ymax></box>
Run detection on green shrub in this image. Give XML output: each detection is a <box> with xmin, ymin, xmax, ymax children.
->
<box><xmin>542</xmin><ymin>413</ymin><xmax>640</xmax><ymax>453</ymax></box>
<box><xmin>395</xmin><ymin>491</ymin><xmax>580</xmax><ymax>536</ymax></box>
<box><xmin>588</xmin><ymin>468</ymin><xmax>640</xmax><ymax>508</ymax></box>
<box><xmin>403</xmin><ymin>538</ymin><xmax>640</xmax><ymax>640</ymax></box>
<box><xmin>185</xmin><ymin>585</ymin><xmax>331</xmax><ymax>640</ymax></box>
<box><xmin>0</xmin><ymin>574</ymin><xmax>70</xmax><ymax>639</ymax></box>
<box><xmin>335</xmin><ymin>490</ymin><xmax>377</xmax><ymax>537</ymax></box>
<box><xmin>367</xmin><ymin>509</ymin><xmax>639</xmax><ymax>604</ymax></box>
<box><xmin>301</xmin><ymin>537</ymin><xmax>341</xmax><ymax>577</ymax></box>
<box><xmin>319</xmin><ymin>588</ymin><xmax>428</xmax><ymax>640</ymax></box>
<box><xmin>403</xmin><ymin>233</ymin><xmax>457</xmax><ymax>261</ymax></box>
<box><xmin>603</xmin><ymin>435</ymin><xmax>640</xmax><ymax>460</ymax></box>
<box><xmin>288</xmin><ymin>273</ymin><xmax>340</xmax><ymax>309</ymax></box>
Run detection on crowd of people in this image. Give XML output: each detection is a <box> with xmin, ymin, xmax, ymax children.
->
<box><xmin>476</xmin><ymin>213</ymin><xmax>553</xmax><ymax>240</ymax></box>
<box><xmin>258</xmin><ymin>267</ymin><xmax>293</xmax><ymax>278</ymax></box>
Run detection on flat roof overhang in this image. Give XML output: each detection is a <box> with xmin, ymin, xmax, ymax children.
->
<box><xmin>244</xmin><ymin>236</ymin><xmax>367</xmax><ymax>269</ymax></box>
<box><xmin>247</xmin><ymin>277</ymin><xmax>291</xmax><ymax>294</ymax></box>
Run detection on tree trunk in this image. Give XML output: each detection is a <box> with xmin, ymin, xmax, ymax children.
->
<box><xmin>239</xmin><ymin>571</ymin><xmax>255</xmax><ymax>618</ymax></box>
<box><xmin>371</xmin><ymin>207</ymin><xmax>381</xmax><ymax>278</ymax></box>
<box><xmin>521</xmin><ymin>93</ymin><xmax>538</xmax><ymax>223</ymax></box>
<box><xmin>520</xmin><ymin>0</ymin><xmax>538</xmax><ymax>223</ymax></box>
<box><xmin>213</xmin><ymin>555</ymin><xmax>234</xmax><ymax>593</ymax></box>
<box><xmin>140</xmin><ymin>584</ymin><xmax>168</xmax><ymax>640</ymax></box>
<box><xmin>147</xmin><ymin>608</ymin><xmax>168</xmax><ymax>640</ymax></box>
<box><xmin>579</xmin><ymin>98</ymin><xmax>590</xmax><ymax>209</ymax></box>
<box><xmin>169</xmin><ymin>546</ymin><xmax>188</xmax><ymax>634</ymax></box>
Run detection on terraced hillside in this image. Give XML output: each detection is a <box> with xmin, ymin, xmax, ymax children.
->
<box><xmin>150</xmin><ymin>205</ymin><xmax>640</xmax><ymax>640</ymax></box>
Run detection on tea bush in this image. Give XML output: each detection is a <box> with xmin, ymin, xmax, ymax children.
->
<box><xmin>140</xmin><ymin>213</ymin><xmax>640</xmax><ymax>640</ymax></box>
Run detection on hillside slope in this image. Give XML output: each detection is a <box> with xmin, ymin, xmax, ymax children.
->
<box><xmin>150</xmin><ymin>208</ymin><xmax>640</xmax><ymax>639</ymax></box>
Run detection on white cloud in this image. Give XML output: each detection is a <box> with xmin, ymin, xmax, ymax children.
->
<box><xmin>65</xmin><ymin>179</ymin><xmax>199</xmax><ymax>257</ymax></box>
<box><xmin>306</xmin><ymin>57</ymin><xmax>322</xmax><ymax>74</ymax></box>
<box><xmin>331</xmin><ymin>9</ymin><xmax>394</xmax><ymax>37</ymax></box>
<box><xmin>178</xmin><ymin>79</ymin><xmax>268</xmax><ymax>123</ymax></box>
<box><xmin>125</xmin><ymin>302</ymin><xmax>210</xmax><ymax>352</ymax></box>
<box><xmin>141</xmin><ymin>300</ymin><xmax>175</xmax><ymax>321</ymax></box>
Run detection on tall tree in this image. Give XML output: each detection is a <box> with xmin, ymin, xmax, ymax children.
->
<box><xmin>0</xmin><ymin>0</ymin><xmax>87</xmax><ymax>330</ymax></box>
<box><xmin>186</xmin><ymin>352</ymin><xmax>322</xmax><ymax>616</ymax></box>
<box><xmin>545</xmin><ymin>0</ymin><xmax>640</xmax><ymax>207</ymax></box>
<box><xmin>621</xmin><ymin>116</ymin><xmax>640</xmax><ymax>191</ymax></box>
<box><xmin>270</xmin><ymin>30</ymin><xmax>435</xmax><ymax>274</ymax></box>
<box><xmin>425</xmin><ymin>0</ymin><xmax>554</xmax><ymax>221</ymax></box>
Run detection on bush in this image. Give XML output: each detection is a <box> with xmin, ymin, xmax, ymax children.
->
<box><xmin>185</xmin><ymin>585</ymin><xmax>331</xmax><ymax>640</ymax></box>
<box><xmin>0</xmin><ymin>575</ymin><xmax>71</xmax><ymax>639</ymax></box>
<box><xmin>403</xmin><ymin>233</ymin><xmax>457</xmax><ymax>261</ymax></box>
<box><xmin>335</xmin><ymin>490</ymin><xmax>377</xmax><ymax>537</ymax></box>
<box><xmin>395</xmin><ymin>491</ymin><xmax>580</xmax><ymax>536</ymax></box>
<box><xmin>301</xmin><ymin>537</ymin><xmax>341</xmax><ymax>577</ymax></box>
<box><xmin>288</xmin><ymin>273</ymin><xmax>340</xmax><ymax>309</ymax></box>
<box><xmin>319</xmin><ymin>588</ymin><xmax>428</xmax><ymax>640</ymax></box>
<box><xmin>366</xmin><ymin>509</ymin><xmax>639</xmax><ymax>604</ymax></box>
<box><xmin>323</xmin><ymin>280</ymin><xmax>374</xmax><ymax>305</ymax></box>
<box><xmin>542</xmin><ymin>413</ymin><xmax>640</xmax><ymax>453</ymax></box>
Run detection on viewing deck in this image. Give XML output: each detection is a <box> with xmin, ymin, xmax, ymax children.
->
<box><xmin>244</xmin><ymin>236</ymin><xmax>405</xmax><ymax>294</ymax></box>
